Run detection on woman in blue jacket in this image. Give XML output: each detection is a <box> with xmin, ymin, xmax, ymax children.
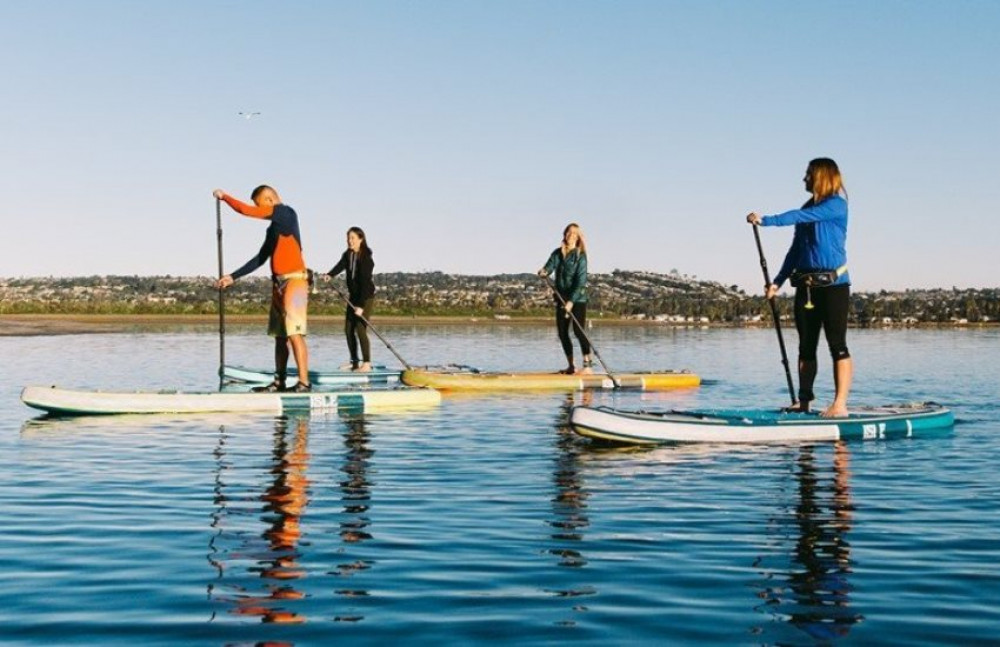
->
<box><xmin>747</xmin><ymin>158</ymin><xmax>852</xmax><ymax>417</ymax></box>
<box><xmin>538</xmin><ymin>223</ymin><xmax>592</xmax><ymax>374</ymax></box>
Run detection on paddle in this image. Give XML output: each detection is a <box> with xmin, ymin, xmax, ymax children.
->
<box><xmin>328</xmin><ymin>282</ymin><xmax>413</xmax><ymax>371</ymax></box>
<box><xmin>541</xmin><ymin>275</ymin><xmax>621</xmax><ymax>387</ymax></box>
<box><xmin>215</xmin><ymin>198</ymin><xmax>226</xmax><ymax>385</ymax></box>
<box><xmin>752</xmin><ymin>224</ymin><xmax>797</xmax><ymax>406</ymax></box>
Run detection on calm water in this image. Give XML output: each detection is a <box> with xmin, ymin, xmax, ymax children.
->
<box><xmin>1</xmin><ymin>324</ymin><xmax>998</xmax><ymax>645</ymax></box>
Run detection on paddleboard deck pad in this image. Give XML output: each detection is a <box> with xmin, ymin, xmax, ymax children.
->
<box><xmin>402</xmin><ymin>365</ymin><xmax>700</xmax><ymax>391</ymax></box>
<box><xmin>21</xmin><ymin>385</ymin><xmax>439</xmax><ymax>416</ymax></box>
<box><xmin>570</xmin><ymin>402</ymin><xmax>953</xmax><ymax>444</ymax></box>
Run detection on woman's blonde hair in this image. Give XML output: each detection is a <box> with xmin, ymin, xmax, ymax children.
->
<box><xmin>562</xmin><ymin>223</ymin><xmax>587</xmax><ymax>255</ymax></box>
<box><xmin>808</xmin><ymin>158</ymin><xmax>847</xmax><ymax>203</ymax></box>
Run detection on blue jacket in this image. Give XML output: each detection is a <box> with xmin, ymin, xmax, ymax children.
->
<box><xmin>762</xmin><ymin>195</ymin><xmax>850</xmax><ymax>288</ymax></box>
<box><xmin>542</xmin><ymin>247</ymin><xmax>588</xmax><ymax>303</ymax></box>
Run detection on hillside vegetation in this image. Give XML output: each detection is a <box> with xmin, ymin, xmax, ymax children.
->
<box><xmin>2</xmin><ymin>272</ymin><xmax>997</xmax><ymax>325</ymax></box>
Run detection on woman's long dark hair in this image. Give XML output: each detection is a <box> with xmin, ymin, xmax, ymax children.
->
<box><xmin>348</xmin><ymin>226</ymin><xmax>372</xmax><ymax>257</ymax></box>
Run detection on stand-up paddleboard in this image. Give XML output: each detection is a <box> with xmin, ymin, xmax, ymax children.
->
<box><xmin>223</xmin><ymin>364</ymin><xmax>401</xmax><ymax>385</ymax></box>
<box><xmin>401</xmin><ymin>365</ymin><xmax>700</xmax><ymax>391</ymax></box>
<box><xmin>21</xmin><ymin>385</ymin><xmax>439</xmax><ymax>417</ymax></box>
<box><xmin>570</xmin><ymin>403</ymin><xmax>954</xmax><ymax>444</ymax></box>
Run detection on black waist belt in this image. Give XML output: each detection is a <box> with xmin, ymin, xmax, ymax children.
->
<box><xmin>790</xmin><ymin>265</ymin><xmax>847</xmax><ymax>288</ymax></box>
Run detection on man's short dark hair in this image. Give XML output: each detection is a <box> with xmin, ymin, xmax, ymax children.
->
<box><xmin>251</xmin><ymin>185</ymin><xmax>274</xmax><ymax>201</ymax></box>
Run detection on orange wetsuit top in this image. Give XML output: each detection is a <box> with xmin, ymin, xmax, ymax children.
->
<box><xmin>223</xmin><ymin>195</ymin><xmax>306</xmax><ymax>280</ymax></box>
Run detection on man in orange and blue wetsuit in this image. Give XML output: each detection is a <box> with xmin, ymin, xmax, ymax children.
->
<box><xmin>214</xmin><ymin>185</ymin><xmax>311</xmax><ymax>392</ymax></box>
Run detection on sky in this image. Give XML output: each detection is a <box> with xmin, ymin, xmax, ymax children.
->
<box><xmin>2</xmin><ymin>0</ymin><xmax>998</xmax><ymax>293</ymax></box>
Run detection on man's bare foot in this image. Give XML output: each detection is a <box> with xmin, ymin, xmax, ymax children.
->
<box><xmin>577</xmin><ymin>367</ymin><xmax>594</xmax><ymax>375</ymax></box>
<box><xmin>340</xmin><ymin>362</ymin><xmax>357</xmax><ymax>371</ymax></box>
<box><xmin>356</xmin><ymin>362</ymin><xmax>372</xmax><ymax>373</ymax></box>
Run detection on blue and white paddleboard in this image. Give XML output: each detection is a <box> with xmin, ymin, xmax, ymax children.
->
<box><xmin>223</xmin><ymin>364</ymin><xmax>401</xmax><ymax>385</ymax></box>
<box><xmin>21</xmin><ymin>384</ymin><xmax>438</xmax><ymax>417</ymax></box>
<box><xmin>570</xmin><ymin>403</ymin><xmax>954</xmax><ymax>444</ymax></box>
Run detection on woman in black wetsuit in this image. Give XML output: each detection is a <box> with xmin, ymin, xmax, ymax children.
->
<box><xmin>327</xmin><ymin>227</ymin><xmax>376</xmax><ymax>372</ymax></box>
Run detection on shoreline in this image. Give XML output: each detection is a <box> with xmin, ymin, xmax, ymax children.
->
<box><xmin>1</xmin><ymin>313</ymin><xmax>994</xmax><ymax>337</ymax></box>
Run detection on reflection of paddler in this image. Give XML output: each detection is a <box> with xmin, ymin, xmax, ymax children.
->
<box><xmin>330</xmin><ymin>414</ymin><xmax>375</xmax><ymax>614</ymax></box>
<box><xmin>750</xmin><ymin>443</ymin><xmax>859</xmax><ymax>640</ymax></box>
<box><xmin>233</xmin><ymin>416</ymin><xmax>312</xmax><ymax>624</ymax></box>
<box><xmin>262</xmin><ymin>416</ymin><xmax>311</xmax><ymax>569</ymax></box>
<box><xmin>549</xmin><ymin>394</ymin><xmax>591</xmax><ymax>568</ymax></box>
<box><xmin>788</xmin><ymin>442</ymin><xmax>858</xmax><ymax>640</ymax></box>
<box><xmin>339</xmin><ymin>416</ymin><xmax>374</xmax><ymax>544</ymax></box>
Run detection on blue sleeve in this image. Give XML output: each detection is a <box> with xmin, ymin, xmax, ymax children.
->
<box><xmin>762</xmin><ymin>196</ymin><xmax>847</xmax><ymax>227</ymax></box>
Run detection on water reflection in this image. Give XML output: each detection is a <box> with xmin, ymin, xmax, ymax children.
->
<box><xmin>208</xmin><ymin>415</ymin><xmax>312</xmax><ymax>624</ymax></box>
<box><xmin>754</xmin><ymin>442</ymin><xmax>862</xmax><ymax>641</ymax></box>
<box><xmin>544</xmin><ymin>393</ymin><xmax>597</xmax><ymax>617</ymax></box>
<box><xmin>329</xmin><ymin>414</ymin><xmax>375</xmax><ymax>622</ymax></box>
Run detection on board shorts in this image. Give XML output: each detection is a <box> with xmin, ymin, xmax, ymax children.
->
<box><xmin>268</xmin><ymin>276</ymin><xmax>309</xmax><ymax>338</ymax></box>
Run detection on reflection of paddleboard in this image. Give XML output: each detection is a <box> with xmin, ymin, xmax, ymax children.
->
<box><xmin>402</xmin><ymin>366</ymin><xmax>700</xmax><ymax>391</ymax></box>
<box><xmin>21</xmin><ymin>385</ymin><xmax>439</xmax><ymax>416</ymax></box>
<box><xmin>223</xmin><ymin>364</ymin><xmax>401</xmax><ymax>385</ymax></box>
<box><xmin>570</xmin><ymin>403</ymin><xmax>954</xmax><ymax>444</ymax></box>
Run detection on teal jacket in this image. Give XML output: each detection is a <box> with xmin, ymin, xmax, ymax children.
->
<box><xmin>542</xmin><ymin>247</ymin><xmax>588</xmax><ymax>303</ymax></box>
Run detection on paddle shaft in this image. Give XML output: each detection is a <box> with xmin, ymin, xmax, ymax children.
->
<box><xmin>542</xmin><ymin>276</ymin><xmax>619</xmax><ymax>384</ymax></box>
<box><xmin>752</xmin><ymin>224</ymin><xmax>796</xmax><ymax>405</ymax></box>
<box><xmin>216</xmin><ymin>198</ymin><xmax>226</xmax><ymax>381</ymax></box>
<box><xmin>330</xmin><ymin>282</ymin><xmax>412</xmax><ymax>370</ymax></box>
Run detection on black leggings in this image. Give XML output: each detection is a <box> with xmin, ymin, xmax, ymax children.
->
<box><xmin>345</xmin><ymin>298</ymin><xmax>373</xmax><ymax>363</ymax></box>
<box><xmin>794</xmin><ymin>285</ymin><xmax>851</xmax><ymax>362</ymax></box>
<box><xmin>556</xmin><ymin>302</ymin><xmax>591</xmax><ymax>359</ymax></box>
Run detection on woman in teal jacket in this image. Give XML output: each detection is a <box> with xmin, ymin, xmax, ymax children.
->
<box><xmin>747</xmin><ymin>158</ymin><xmax>852</xmax><ymax>417</ymax></box>
<box><xmin>538</xmin><ymin>223</ymin><xmax>591</xmax><ymax>374</ymax></box>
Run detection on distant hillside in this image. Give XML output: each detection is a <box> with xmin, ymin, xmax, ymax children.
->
<box><xmin>1</xmin><ymin>272</ymin><xmax>997</xmax><ymax>325</ymax></box>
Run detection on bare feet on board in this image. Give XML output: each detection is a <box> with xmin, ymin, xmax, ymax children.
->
<box><xmin>820</xmin><ymin>404</ymin><xmax>849</xmax><ymax>418</ymax></box>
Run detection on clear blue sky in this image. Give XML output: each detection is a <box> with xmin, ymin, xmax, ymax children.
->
<box><xmin>3</xmin><ymin>0</ymin><xmax>997</xmax><ymax>293</ymax></box>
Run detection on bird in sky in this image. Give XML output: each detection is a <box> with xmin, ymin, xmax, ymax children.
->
<box><xmin>238</xmin><ymin>111</ymin><xmax>261</xmax><ymax>120</ymax></box>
